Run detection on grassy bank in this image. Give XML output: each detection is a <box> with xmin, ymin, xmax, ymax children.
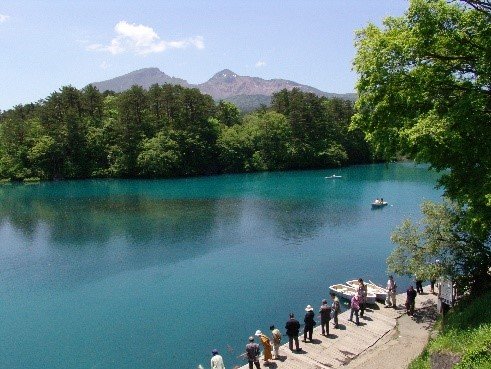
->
<box><xmin>410</xmin><ymin>292</ymin><xmax>491</xmax><ymax>369</ymax></box>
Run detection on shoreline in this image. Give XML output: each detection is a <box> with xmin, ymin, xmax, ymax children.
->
<box><xmin>235</xmin><ymin>286</ymin><xmax>437</xmax><ymax>369</ymax></box>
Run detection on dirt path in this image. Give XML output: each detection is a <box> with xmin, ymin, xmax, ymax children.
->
<box><xmin>343</xmin><ymin>287</ymin><xmax>438</xmax><ymax>369</ymax></box>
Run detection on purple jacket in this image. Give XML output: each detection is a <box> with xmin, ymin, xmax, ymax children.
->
<box><xmin>350</xmin><ymin>295</ymin><xmax>360</xmax><ymax>310</ymax></box>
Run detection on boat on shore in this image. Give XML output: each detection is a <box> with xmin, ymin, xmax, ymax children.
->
<box><xmin>325</xmin><ymin>175</ymin><xmax>342</xmax><ymax>179</ymax></box>
<box><xmin>329</xmin><ymin>283</ymin><xmax>377</xmax><ymax>304</ymax></box>
<box><xmin>345</xmin><ymin>280</ymin><xmax>388</xmax><ymax>302</ymax></box>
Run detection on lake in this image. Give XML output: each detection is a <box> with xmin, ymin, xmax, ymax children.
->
<box><xmin>0</xmin><ymin>163</ymin><xmax>442</xmax><ymax>369</ymax></box>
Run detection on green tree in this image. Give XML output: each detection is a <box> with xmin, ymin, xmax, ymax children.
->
<box><xmin>112</xmin><ymin>85</ymin><xmax>149</xmax><ymax>176</ymax></box>
<box><xmin>174</xmin><ymin>89</ymin><xmax>219</xmax><ymax>175</ymax></box>
<box><xmin>81</xmin><ymin>84</ymin><xmax>104</xmax><ymax>125</ymax></box>
<box><xmin>388</xmin><ymin>201</ymin><xmax>491</xmax><ymax>295</ymax></box>
<box><xmin>146</xmin><ymin>84</ymin><xmax>185</xmax><ymax>134</ymax></box>
<box><xmin>28</xmin><ymin>135</ymin><xmax>57</xmax><ymax>178</ymax></box>
<box><xmin>59</xmin><ymin>86</ymin><xmax>90</xmax><ymax>177</ymax></box>
<box><xmin>137</xmin><ymin>130</ymin><xmax>181</xmax><ymax>177</ymax></box>
<box><xmin>271</xmin><ymin>89</ymin><xmax>353</xmax><ymax>169</ymax></box>
<box><xmin>324</xmin><ymin>99</ymin><xmax>372</xmax><ymax>164</ymax></box>
<box><xmin>36</xmin><ymin>86</ymin><xmax>95</xmax><ymax>178</ymax></box>
<box><xmin>217</xmin><ymin>100</ymin><xmax>241</xmax><ymax>126</ymax></box>
<box><xmin>0</xmin><ymin>105</ymin><xmax>41</xmax><ymax>179</ymax></box>
<box><xmin>352</xmin><ymin>0</ymin><xmax>491</xmax><ymax>235</ymax></box>
<box><xmin>255</xmin><ymin>111</ymin><xmax>293</xmax><ymax>170</ymax></box>
<box><xmin>217</xmin><ymin>120</ymin><xmax>260</xmax><ymax>172</ymax></box>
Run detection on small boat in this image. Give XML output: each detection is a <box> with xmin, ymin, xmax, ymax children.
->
<box><xmin>345</xmin><ymin>280</ymin><xmax>388</xmax><ymax>302</ymax></box>
<box><xmin>329</xmin><ymin>284</ymin><xmax>356</xmax><ymax>301</ymax></box>
<box><xmin>329</xmin><ymin>283</ymin><xmax>377</xmax><ymax>304</ymax></box>
<box><xmin>325</xmin><ymin>175</ymin><xmax>342</xmax><ymax>179</ymax></box>
<box><xmin>371</xmin><ymin>201</ymin><xmax>388</xmax><ymax>208</ymax></box>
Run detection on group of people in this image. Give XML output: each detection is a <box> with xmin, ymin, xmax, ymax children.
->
<box><xmin>386</xmin><ymin>275</ymin><xmax>422</xmax><ymax>316</ymax></box>
<box><xmin>373</xmin><ymin>197</ymin><xmax>385</xmax><ymax>204</ymax></box>
<box><xmin>385</xmin><ymin>276</ymin><xmax>426</xmax><ymax>316</ymax></box>
<box><xmin>210</xmin><ymin>280</ymin><xmax>363</xmax><ymax>369</ymax></box>
<box><xmin>210</xmin><ymin>276</ymin><xmax>421</xmax><ymax>369</ymax></box>
<box><xmin>241</xmin><ymin>292</ymin><xmax>342</xmax><ymax>369</ymax></box>
<box><xmin>210</xmin><ymin>291</ymin><xmax>342</xmax><ymax>369</ymax></box>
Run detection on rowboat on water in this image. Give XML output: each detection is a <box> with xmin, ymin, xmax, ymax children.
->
<box><xmin>371</xmin><ymin>201</ymin><xmax>388</xmax><ymax>208</ymax></box>
<box><xmin>329</xmin><ymin>283</ymin><xmax>377</xmax><ymax>304</ymax></box>
<box><xmin>325</xmin><ymin>175</ymin><xmax>342</xmax><ymax>179</ymax></box>
<box><xmin>345</xmin><ymin>280</ymin><xmax>388</xmax><ymax>302</ymax></box>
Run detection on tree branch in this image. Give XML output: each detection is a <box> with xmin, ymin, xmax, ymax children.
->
<box><xmin>458</xmin><ymin>0</ymin><xmax>491</xmax><ymax>16</ymax></box>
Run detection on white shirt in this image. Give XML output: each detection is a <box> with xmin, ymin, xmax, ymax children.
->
<box><xmin>387</xmin><ymin>278</ymin><xmax>395</xmax><ymax>292</ymax></box>
<box><xmin>211</xmin><ymin>354</ymin><xmax>225</xmax><ymax>369</ymax></box>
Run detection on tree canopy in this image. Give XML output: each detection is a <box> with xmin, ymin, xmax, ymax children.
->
<box><xmin>352</xmin><ymin>0</ymin><xmax>491</xmax><ymax>294</ymax></box>
<box><xmin>0</xmin><ymin>85</ymin><xmax>372</xmax><ymax>181</ymax></box>
<box><xmin>351</xmin><ymin>0</ymin><xmax>491</xmax><ymax>236</ymax></box>
<box><xmin>388</xmin><ymin>200</ymin><xmax>491</xmax><ymax>295</ymax></box>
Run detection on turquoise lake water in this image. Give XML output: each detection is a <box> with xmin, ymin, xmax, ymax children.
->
<box><xmin>0</xmin><ymin>163</ymin><xmax>442</xmax><ymax>369</ymax></box>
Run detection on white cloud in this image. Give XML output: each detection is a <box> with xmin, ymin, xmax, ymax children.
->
<box><xmin>87</xmin><ymin>21</ymin><xmax>204</xmax><ymax>55</ymax></box>
<box><xmin>167</xmin><ymin>36</ymin><xmax>204</xmax><ymax>50</ymax></box>
<box><xmin>255</xmin><ymin>60</ymin><xmax>267</xmax><ymax>68</ymax></box>
<box><xmin>0</xmin><ymin>14</ymin><xmax>10</xmax><ymax>23</ymax></box>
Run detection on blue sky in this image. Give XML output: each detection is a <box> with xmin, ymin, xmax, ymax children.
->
<box><xmin>0</xmin><ymin>1</ymin><xmax>408</xmax><ymax>111</ymax></box>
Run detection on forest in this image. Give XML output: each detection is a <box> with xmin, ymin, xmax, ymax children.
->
<box><xmin>0</xmin><ymin>85</ymin><xmax>373</xmax><ymax>181</ymax></box>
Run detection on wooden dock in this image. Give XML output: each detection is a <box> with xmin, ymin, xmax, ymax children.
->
<box><xmin>236</xmin><ymin>289</ymin><xmax>437</xmax><ymax>369</ymax></box>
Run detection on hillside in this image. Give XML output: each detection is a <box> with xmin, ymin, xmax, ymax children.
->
<box><xmin>89</xmin><ymin>68</ymin><xmax>356</xmax><ymax>112</ymax></box>
<box><xmin>90</xmin><ymin>68</ymin><xmax>190</xmax><ymax>92</ymax></box>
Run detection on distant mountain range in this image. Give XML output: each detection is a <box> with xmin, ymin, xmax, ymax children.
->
<box><xmin>90</xmin><ymin>68</ymin><xmax>356</xmax><ymax>112</ymax></box>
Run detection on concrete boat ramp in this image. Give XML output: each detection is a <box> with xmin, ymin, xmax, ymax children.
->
<box><xmin>236</xmin><ymin>288</ymin><xmax>437</xmax><ymax>369</ymax></box>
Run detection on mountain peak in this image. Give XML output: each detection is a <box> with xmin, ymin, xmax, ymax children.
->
<box><xmin>211</xmin><ymin>69</ymin><xmax>239</xmax><ymax>81</ymax></box>
<box><xmin>130</xmin><ymin>67</ymin><xmax>167</xmax><ymax>76</ymax></box>
<box><xmin>90</xmin><ymin>67</ymin><xmax>356</xmax><ymax>112</ymax></box>
<box><xmin>90</xmin><ymin>68</ymin><xmax>189</xmax><ymax>92</ymax></box>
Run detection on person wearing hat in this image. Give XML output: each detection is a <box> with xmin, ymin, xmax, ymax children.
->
<box><xmin>245</xmin><ymin>336</ymin><xmax>261</xmax><ymax>369</ymax></box>
<box><xmin>255</xmin><ymin>330</ymin><xmax>272</xmax><ymax>364</ymax></box>
<box><xmin>210</xmin><ymin>349</ymin><xmax>225</xmax><ymax>369</ymax></box>
<box><xmin>319</xmin><ymin>299</ymin><xmax>332</xmax><ymax>336</ymax></box>
<box><xmin>285</xmin><ymin>313</ymin><xmax>301</xmax><ymax>352</ymax></box>
<box><xmin>303</xmin><ymin>304</ymin><xmax>316</xmax><ymax>342</ymax></box>
<box><xmin>270</xmin><ymin>325</ymin><xmax>282</xmax><ymax>360</ymax></box>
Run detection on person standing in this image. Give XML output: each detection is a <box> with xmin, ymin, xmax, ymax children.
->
<box><xmin>255</xmin><ymin>330</ymin><xmax>272</xmax><ymax>365</ymax></box>
<box><xmin>349</xmin><ymin>294</ymin><xmax>360</xmax><ymax>325</ymax></box>
<box><xmin>270</xmin><ymin>325</ymin><xmax>282</xmax><ymax>360</ymax></box>
<box><xmin>405</xmin><ymin>285</ymin><xmax>417</xmax><ymax>316</ymax></box>
<box><xmin>285</xmin><ymin>313</ymin><xmax>301</xmax><ymax>352</ymax></box>
<box><xmin>430</xmin><ymin>279</ymin><xmax>436</xmax><ymax>294</ymax></box>
<box><xmin>330</xmin><ymin>292</ymin><xmax>340</xmax><ymax>329</ymax></box>
<box><xmin>357</xmin><ymin>278</ymin><xmax>368</xmax><ymax>317</ymax></box>
<box><xmin>415</xmin><ymin>277</ymin><xmax>424</xmax><ymax>294</ymax></box>
<box><xmin>385</xmin><ymin>275</ymin><xmax>397</xmax><ymax>308</ymax></box>
<box><xmin>245</xmin><ymin>336</ymin><xmax>261</xmax><ymax>369</ymax></box>
<box><xmin>319</xmin><ymin>299</ymin><xmax>332</xmax><ymax>336</ymax></box>
<box><xmin>430</xmin><ymin>259</ymin><xmax>440</xmax><ymax>294</ymax></box>
<box><xmin>303</xmin><ymin>305</ymin><xmax>315</xmax><ymax>342</ymax></box>
<box><xmin>211</xmin><ymin>349</ymin><xmax>225</xmax><ymax>369</ymax></box>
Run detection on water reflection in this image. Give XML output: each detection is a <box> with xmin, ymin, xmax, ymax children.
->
<box><xmin>0</xmin><ymin>163</ymin><xmax>441</xmax><ymax>293</ymax></box>
<box><xmin>0</xmin><ymin>193</ymin><xmax>241</xmax><ymax>291</ymax></box>
<box><xmin>0</xmin><ymin>164</ymin><xmax>444</xmax><ymax>369</ymax></box>
<box><xmin>254</xmin><ymin>198</ymin><xmax>362</xmax><ymax>244</ymax></box>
